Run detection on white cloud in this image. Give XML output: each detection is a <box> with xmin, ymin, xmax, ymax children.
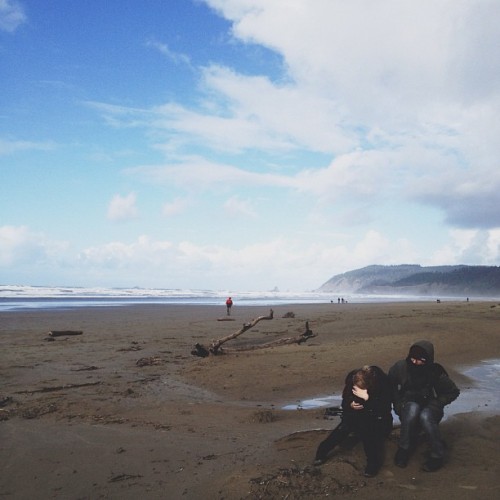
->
<box><xmin>0</xmin><ymin>138</ymin><xmax>56</xmax><ymax>155</ymax></box>
<box><xmin>0</xmin><ymin>225</ymin><xmax>37</xmax><ymax>265</ymax></box>
<box><xmin>0</xmin><ymin>225</ymin><xmax>67</xmax><ymax>267</ymax></box>
<box><xmin>430</xmin><ymin>229</ymin><xmax>500</xmax><ymax>265</ymax></box>
<box><xmin>2</xmin><ymin>225</ymin><xmax>498</xmax><ymax>289</ymax></box>
<box><xmin>127</xmin><ymin>156</ymin><xmax>295</xmax><ymax>190</ymax></box>
<box><xmin>145</xmin><ymin>40</ymin><xmax>191</xmax><ymax>66</ymax></box>
<box><xmin>162</xmin><ymin>197</ymin><xmax>190</xmax><ymax>217</ymax></box>
<box><xmin>84</xmin><ymin>0</ymin><xmax>500</xmax><ymax>265</ymax></box>
<box><xmin>0</xmin><ymin>0</ymin><xmax>26</xmax><ymax>33</ymax></box>
<box><xmin>223</xmin><ymin>195</ymin><xmax>257</xmax><ymax>217</ymax></box>
<box><xmin>93</xmin><ymin>2</ymin><xmax>499</xmax><ymax>230</ymax></box>
<box><xmin>107</xmin><ymin>193</ymin><xmax>138</xmax><ymax>222</ymax></box>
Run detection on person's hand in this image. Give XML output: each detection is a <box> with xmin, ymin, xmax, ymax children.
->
<box><xmin>350</xmin><ymin>401</ymin><xmax>364</xmax><ymax>410</ymax></box>
<box><xmin>352</xmin><ymin>385</ymin><xmax>369</xmax><ymax>401</ymax></box>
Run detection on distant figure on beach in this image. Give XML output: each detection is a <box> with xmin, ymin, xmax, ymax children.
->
<box><xmin>314</xmin><ymin>365</ymin><xmax>393</xmax><ymax>477</ymax></box>
<box><xmin>225</xmin><ymin>297</ymin><xmax>233</xmax><ymax>316</ymax></box>
<box><xmin>388</xmin><ymin>340</ymin><xmax>460</xmax><ymax>472</ymax></box>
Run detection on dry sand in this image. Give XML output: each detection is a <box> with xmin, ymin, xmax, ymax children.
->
<box><xmin>1</xmin><ymin>301</ymin><xmax>499</xmax><ymax>499</ymax></box>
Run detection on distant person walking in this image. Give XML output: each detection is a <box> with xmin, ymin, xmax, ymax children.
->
<box><xmin>388</xmin><ymin>340</ymin><xmax>460</xmax><ymax>472</ymax></box>
<box><xmin>225</xmin><ymin>297</ymin><xmax>233</xmax><ymax>316</ymax></box>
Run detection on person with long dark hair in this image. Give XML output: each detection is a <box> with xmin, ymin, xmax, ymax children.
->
<box><xmin>314</xmin><ymin>365</ymin><xmax>393</xmax><ymax>477</ymax></box>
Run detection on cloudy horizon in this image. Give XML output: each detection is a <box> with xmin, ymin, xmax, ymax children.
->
<box><xmin>1</xmin><ymin>0</ymin><xmax>499</xmax><ymax>291</ymax></box>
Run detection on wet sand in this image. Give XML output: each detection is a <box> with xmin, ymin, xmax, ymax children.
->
<box><xmin>1</xmin><ymin>301</ymin><xmax>499</xmax><ymax>499</ymax></box>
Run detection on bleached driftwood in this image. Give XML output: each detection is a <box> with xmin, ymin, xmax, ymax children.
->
<box><xmin>229</xmin><ymin>321</ymin><xmax>315</xmax><ymax>351</ymax></box>
<box><xmin>191</xmin><ymin>309</ymin><xmax>274</xmax><ymax>357</ymax></box>
<box><xmin>191</xmin><ymin>312</ymin><xmax>316</xmax><ymax>357</ymax></box>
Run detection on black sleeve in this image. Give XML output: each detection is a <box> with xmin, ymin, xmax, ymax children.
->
<box><xmin>363</xmin><ymin>371</ymin><xmax>392</xmax><ymax>417</ymax></box>
<box><xmin>341</xmin><ymin>370</ymin><xmax>357</xmax><ymax>411</ymax></box>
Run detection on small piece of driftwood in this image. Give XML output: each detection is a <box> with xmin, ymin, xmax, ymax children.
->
<box><xmin>48</xmin><ymin>330</ymin><xmax>83</xmax><ymax>337</ymax></box>
<box><xmin>15</xmin><ymin>382</ymin><xmax>101</xmax><ymax>394</ymax></box>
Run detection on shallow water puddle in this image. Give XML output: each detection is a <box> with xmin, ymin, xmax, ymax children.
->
<box><xmin>282</xmin><ymin>359</ymin><xmax>500</xmax><ymax>416</ymax></box>
<box><xmin>282</xmin><ymin>394</ymin><xmax>342</xmax><ymax>411</ymax></box>
<box><xmin>445</xmin><ymin>358</ymin><xmax>500</xmax><ymax>417</ymax></box>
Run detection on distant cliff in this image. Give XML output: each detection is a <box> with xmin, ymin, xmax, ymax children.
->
<box><xmin>317</xmin><ymin>265</ymin><xmax>500</xmax><ymax>297</ymax></box>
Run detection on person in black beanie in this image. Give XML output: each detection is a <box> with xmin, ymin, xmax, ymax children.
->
<box><xmin>388</xmin><ymin>340</ymin><xmax>460</xmax><ymax>472</ymax></box>
<box><xmin>314</xmin><ymin>365</ymin><xmax>393</xmax><ymax>477</ymax></box>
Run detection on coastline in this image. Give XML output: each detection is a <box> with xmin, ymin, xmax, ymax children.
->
<box><xmin>1</xmin><ymin>301</ymin><xmax>499</xmax><ymax>498</ymax></box>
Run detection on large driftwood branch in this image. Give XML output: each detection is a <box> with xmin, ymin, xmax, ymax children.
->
<box><xmin>210</xmin><ymin>309</ymin><xmax>274</xmax><ymax>354</ymax></box>
<box><xmin>191</xmin><ymin>312</ymin><xmax>316</xmax><ymax>357</ymax></box>
<box><xmin>226</xmin><ymin>321</ymin><xmax>316</xmax><ymax>351</ymax></box>
<box><xmin>191</xmin><ymin>309</ymin><xmax>274</xmax><ymax>357</ymax></box>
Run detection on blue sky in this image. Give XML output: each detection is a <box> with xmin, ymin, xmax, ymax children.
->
<box><xmin>1</xmin><ymin>0</ymin><xmax>499</xmax><ymax>291</ymax></box>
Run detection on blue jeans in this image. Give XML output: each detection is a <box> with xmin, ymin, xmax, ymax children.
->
<box><xmin>399</xmin><ymin>401</ymin><xmax>444</xmax><ymax>458</ymax></box>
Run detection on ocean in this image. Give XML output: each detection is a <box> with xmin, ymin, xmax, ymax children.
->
<box><xmin>0</xmin><ymin>285</ymin><xmax>440</xmax><ymax>312</ymax></box>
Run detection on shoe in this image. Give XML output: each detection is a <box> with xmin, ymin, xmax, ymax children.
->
<box><xmin>423</xmin><ymin>457</ymin><xmax>443</xmax><ymax>472</ymax></box>
<box><xmin>394</xmin><ymin>447</ymin><xmax>410</xmax><ymax>468</ymax></box>
<box><xmin>363</xmin><ymin>463</ymin><xmax>379</xmax><ymax>477</ymax></box>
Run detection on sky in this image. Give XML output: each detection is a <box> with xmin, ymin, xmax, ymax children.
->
<box><xmin>1</xmin><ymin>0</ymin><xmax>500</xmax><ymax>292</ymax></box>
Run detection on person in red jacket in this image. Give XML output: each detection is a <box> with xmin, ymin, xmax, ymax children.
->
<box><xmin>314</xmin><ymin>365</ymin><xmax>393</xmax><ymax>477</ymax></box>
<box><xmin>225</xmin><ymin>297</ymin><xmax>233</xmax><ymax>316</ymax></box>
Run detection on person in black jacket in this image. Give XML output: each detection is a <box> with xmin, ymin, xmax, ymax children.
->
<box><xmin>314</xmin><ymin>365</ymin><xmax>393</xmax><ymax>477</ymax></box>
<box><xmin>388</xmin><ymin>340</ymin><xmax>460</xmax><ymax>472</ymax></box>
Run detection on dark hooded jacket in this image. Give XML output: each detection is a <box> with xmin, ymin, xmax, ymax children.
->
<box><xmin>388</xmin><ymin>340</ymin><xmax>460</xmax><ymax>416</ymax></box>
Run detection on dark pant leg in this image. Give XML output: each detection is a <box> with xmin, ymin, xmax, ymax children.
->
<box><xmin>398</xmin><ymin>401</ymin><xmax>422</xmax><ymax>451</ymax></box>
<box><xmin>419</xmin><ymin>406</ymin><xmax>444</xmax><ymax>458</ymax></box>
<box><xmin>315</xmin><ymin>420</ymin><xmax>353</xmax><ymax>461</ymax></box>
<box><xmin>359</xmin><ymin>416</ymin><xmax>392</xmax><ymax>467</ymax></box>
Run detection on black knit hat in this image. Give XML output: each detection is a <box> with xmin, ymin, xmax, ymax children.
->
<box><xmin>409</xmin><ymin>344</ymin><xmax>428</xmax><ymax>362</ymax></box>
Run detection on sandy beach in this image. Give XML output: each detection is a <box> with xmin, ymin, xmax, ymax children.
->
<box><xmin>1</xmin><ymin>301</ymin><xmax>499</xmax><ymax>499</ymax></box>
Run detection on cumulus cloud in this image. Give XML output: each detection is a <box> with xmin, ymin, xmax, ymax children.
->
<box><xmin>107</xmin><ymin>193</ymin><xmax>138</xmax><ymax>222</ymax></box>
<box><xmin>0</xmin><ymin>225</ymin><xmax>67</xmax><ymax>267</ymax></box>
<box><xmin>0</xmin><ymin>225</ymin><xmax>38</xmax><ymax>265</ymax></box>
<box><xmin>0</xmin><ymin>0</ymin><xmax>26</xmax><ymax>32</ymax></box>
<box><xmin>2</xmin><ymin>225</ymin><xmax>498</xmax><ymax>289</ymax></box>
<box><xmin>89</xmin><ymin>0</ymin><xmax>500</xmax><ymax>234</ymax></box>
<box><xmin>428</xmin><ymin>229</ymin><xmax>500</xmax><ymax>266</ymax></box>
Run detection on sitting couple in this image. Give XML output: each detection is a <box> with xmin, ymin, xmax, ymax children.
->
<box><xmin>314</xmin><ymin>340</ymin><xmax>460</xmax><ymax>477</ymax></box>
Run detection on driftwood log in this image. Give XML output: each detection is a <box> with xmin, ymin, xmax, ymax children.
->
<box><xmin>48</xmin><ymin>330</ymin><xmax>83</xmax><ymax>337</ymax></box>
<box><xmin>210</xmin><ymin>309</ymin><xmax>274</xmax><ymax>354</ymax></box>
<box><xmin>231</xmin><ymin>321</ymin><xmax>315</xmax><ymax>351</ymax></box>
<box><xmin>15</xmin><ymin>382</ymin><xmax>101</xmax><ymax>394</ymax></box>
<box><xmin>192</xmin><ymin>309</ymin><xmax>274</xmax><ymax>356</ymax></box>
<box><xmin>191</xmin><ymin>311</ymin><xmax>316</xmax><ymax>357</ymax></box>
